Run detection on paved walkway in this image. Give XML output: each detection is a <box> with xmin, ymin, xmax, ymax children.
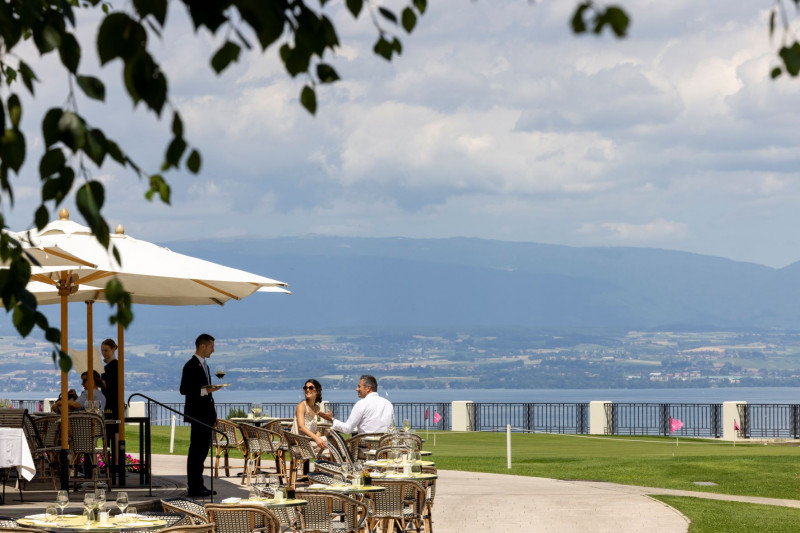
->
<box><xmin>9</xmin><ymin>454</ymin><xmax>800</xmax><ymax>531</ymax></box>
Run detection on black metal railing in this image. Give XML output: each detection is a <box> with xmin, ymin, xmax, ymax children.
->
<box><xmin>606</xmin><ymin>403</ymin><xmax>722</xmax><ymax>437</ymax></box>
<box><xmin>738</xmin><ymin>404</ymin><xmax>800</xmax><ymax>439</ymax></box>
<box><xmin>473</xmin><ymin>403</ymin><xmax>588</xmax><ymax>433</ymax></box>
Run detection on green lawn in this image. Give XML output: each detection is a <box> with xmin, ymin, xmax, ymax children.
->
<box><xmin>124</xmin><ymin>426</ymin><xmax>800</xmax><ymax>532</ymax></box>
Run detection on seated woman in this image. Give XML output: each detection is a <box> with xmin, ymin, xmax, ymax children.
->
<box><xmin>292</xmin><ymin>378</ymin><xmax>329</xmax><ymax>458</ymax></box>
<box><xmin>77</xmin><ymin>370</ymin><xmax>106</xmax><ymax>412</ymax></box>
<box><xmin>51</xmin><ymin>388</ymin><xmax>80</xmax><ymax>413</ymax></box>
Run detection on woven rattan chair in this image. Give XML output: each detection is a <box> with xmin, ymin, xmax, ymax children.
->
<box><xmin>237</xmin><ymin>424</ymin><xmax>286</xmax><ymax>486</ymax></box>
<box><xmin>322</xmin><ymin>430</ymin><xmax>353</xmax><ymax>467</ymax></box>
<box><xmin>307</xmin><ymin>472</ymin><xmax>336</xmax><ymax>485</ymax></box>
<box><xmin>0</xmin><ymin>517</ymin><xmax>19</xmax><ymax>527</ymax></box>
<box><xmin>0</xmin><ymin>408</ymin><xmax>25</xmax><ymax>428</ymax></box>
<box><xmin>158</xmin><ymin>524</ymin><xmax>215</xmax><ymax>533</ymax></box>
<box><xmin>0</xmin><ymin>528</ymin><xmax>43</xmax><ymax>532</ymax></box>
<box><xmin>258</xmin><ymin>486</ymin><xmax>301</xmax><ymax>532</ymax></box>
<box><xmin>294</xmin><ymin>490</ymin><xmax>367</xmax><ymax>533</ymax></box>
<box><xmin>22</xmin><ymin>412</ymin><xmax>60</xmax><ymax>488</ymax></box>
<box><xmin>213</xmin><ymin>419</ymin><xmax>243</xmax><ymax>478</ymax></box>
<box><xmin>371</xmin><ymin>479</ymin><xmax>426</xmax><ymax>533</ymax></box>
<box><xmin>377</xmin><ymin>433</ymin><xmax>423</xmax><ymax>452</ymax></box>
<box><xmin>205</xmin><ymin>503</ymin><xmax>280</xmax><ymax>533</ymax></box>
<box><xmin>161</xmin><ymin>497</ymin><xmax>210</xmax><ymax>524</ymax></box>
<box><xmin>345</xmin><ymin>433</ymin><xmax>384</xmax><ymax>461</ymax></box>
<box><xmin>121</xmin><ymin>512</ymin><xmax>187</xmax><ymax>533</ymax></box>
<box><xmin>284</xmin><ymin>432</ymin><xmax>320</xmax><ymax>487</ymax></box>
<box><xmin>67</xmin><ymin>411</ymin><xmax>111</xmax><ymax>490</ymax></box>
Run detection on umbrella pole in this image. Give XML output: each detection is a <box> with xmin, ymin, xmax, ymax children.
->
<box><xmin>117</xmin><ymin>314</ymin><xmax>126</xmax><ymax>486</ymax></box>
<box><xmin>86</xmin><ymin>301</ymin><xmax>93</xmax><ymax>402</ymax></box>
<box><xmin>59</xmin><ymin>286</ymin><xmax>70</xmax><ymax>490</ymax></box>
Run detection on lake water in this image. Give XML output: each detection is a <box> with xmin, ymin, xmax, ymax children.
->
<box><xmin>10</xmin><ymin>387</ymin><xmax>800</xmax><ymax>404</ymax></box>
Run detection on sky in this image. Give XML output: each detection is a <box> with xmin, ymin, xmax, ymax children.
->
<box><xmin>8</xmin><ymin>0</ymin><xmax>800</xmax><ymax>268</ymax></box>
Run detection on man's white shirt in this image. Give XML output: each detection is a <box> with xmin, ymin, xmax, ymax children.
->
<box><xmin>332</xmin><ymin>392</ymin><xmax>394</xmax><ymax>434</ymax></box>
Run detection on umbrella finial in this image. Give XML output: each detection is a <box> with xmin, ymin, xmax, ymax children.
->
<box><xmin>59</xmin><ymin>208</ymin><xmax>69</xmax><ymax>220</ymax></box>
<box><xmin>115</xmin><ymin>224</ymin><xmax>125</xmax><ymax>235</ymax></box>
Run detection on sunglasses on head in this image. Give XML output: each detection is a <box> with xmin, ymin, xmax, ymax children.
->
<box><xmin>303</xmin><ymin>385</ymin><xmax>316</xmax><ymax>391</ymax></box>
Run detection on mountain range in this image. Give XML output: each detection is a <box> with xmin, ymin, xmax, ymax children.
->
<box><xmin>19</xmin><ymin>236</ymin><xmax>800</xmax><ymax>337</ymax></box>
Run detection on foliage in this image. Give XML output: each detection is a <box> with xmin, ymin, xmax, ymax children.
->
<box><xmin>655</xmin><ymin>496</ymin><xmax>800</xmax><ymax>533</ymax></box>
<box><xmin>227</xmin><ymin>407</ymin><xmax>248</xmax><ymax>419</ymax></box>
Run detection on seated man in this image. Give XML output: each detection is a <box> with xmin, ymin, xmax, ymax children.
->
<box><xmin>320</xmin><ymin>375</ymin><xmax>394</xmax><ymax>434</ymax></box>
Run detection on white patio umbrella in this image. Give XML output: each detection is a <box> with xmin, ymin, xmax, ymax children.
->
<box><xmin>16</xmin><ymin>209</ymin><xmax>289</xmax><ymax>486</ymax></box>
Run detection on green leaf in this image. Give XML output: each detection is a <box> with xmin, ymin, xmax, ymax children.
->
<box><xmin>13</xmin><ymin>306</ymin><xmax>35</xmax><ymax>337</ymax></box>
<box><xmin>133</xmin><ymin>0</ymin><xmax>168</xmax><ymax>26</ymax></box>
<box><xmin>123</xmin><ymin>52</ymin><xmax>167</xmax><ymax>114</ymax></box>
<box><xmin>57</xmin><ymin>111</ymin><xmax>87</xmax><ymax>150</ymax></box>
<box><xmin>187</xmin><ymin>149</ymin><xmax>201</xmax><ymax>174</ymax></box>
<box><xmin>378</xmin><ymin>7</ymin><xmax>397</xmax><ymax>24</ymax></box>
<box><xmin>34</xmin><ymin>205</ymin><xmax>49</xmax><ymax>230</ymax></box>
<box><xmin>413</xmin><ymin>0</ymin><xmax>427</xmax><ymax>14</ymax></box>
<box><xmin>97</xmin><ymin>13</ymin><xmax>147</xmax><ymax>65</ymax></box>
<box><xmin>602</xmin><ymin>7</ymin><xmax>630</xmax><ymax>38</ymax></box>
<box><xmin>145</xmin><ymin>174</ymin><xmax>171</xmax><ymax>203</ymax></box>
<box><xmin>58</xmin><ymin>350</ymin><xmax>72</xmax><ymax>373</ymax></box>
<box><xmin>771</xmin><ymin>66</ymin><xmax>782</xmax><ymax>79</ymax></box>
<box><xmin>780</xmin><ymin>42</ymin><xmax>800</xmax><ymax>76</ymax></box>
<box><xmin>300</xmin><ymin>85</ymin><xmax>317</xmax><ymax>115</ymax></box>
<box><xmin>3</xmin><ymin>67</ymin><xmax>17</xmax><ymax>86</ymax></box>
<box><xmin>571</xmin><ymin>2</ymin><xmax>591</xmax><ymax>34</ymax></box>
<box><xmin>85</xmin><ymin>129</ymin><xmax>108</xmax><ymax>166</ymax></box>
<box><xmin>58</xmin><ymin>32</ymin><xmax>81</xmax><ymax>73</ymax></box>
<box><xmin>211</xmin><ymin>41</ymin><xmax>241</xmax><ymax>74</ymax></box>
<box><xmin>7</xmin><ymin>94</ymin><xmax>21</xmax><ymax>127</ymax></box>
<box><xmin>39</xmin><ymin>149</ymin><xmax>66</xmax><ymax>179</ymax></box>
<box><xmin>42</xmin><ymin>108</ymin><xmax>64</xmax><ymax>147</ymax></box>
<box><xmin>41</xmin><ymin>167</ymin><xmax>74</xmax><ymax>204</ymax></box>
<box><xmin>76</xmin><ymin>75</ymin><xmax>106</xmax><ymax>101</ymax></box>
<box><xmin>401</xmin><ymin>8</ymin><xmax>417</xmax><ymax>33</ymax></box>
<box><xmin>346</xmin><ymin>0</ymin><xmax>363</xmax><ymax>17</ymax></box>
<box><xmin>171</xmin><ymin>112</ymin><xmax>183</xmax><ymax>137</ymax></box>
<box><xmin>770</xmin><ymin>9</ymin><xmax>776</xmax><ymax>38</ymax></box>
<box><xmin>316</xmin><ymin>63</ymin><xmax>340</xmax><ymax>83</ymax></box>
<box><xmin>2</xmin><ymin>129</ymin><xmax>25</xmax><ymax>173</ymax></box>
<box><xmin>33</xmin><ymin>23</ymin><xmax>63</xmax><ymax>54</ymax></box>
<box><xmin>17</xmin><ymin>61</ymin><xmax>37</xmax><ymax>95</ymax></box>
<box><xmin>163</xmin><ymin>137</ymin><xmax>187</xmax><ymax>170</ymax></box>
<box><xmin>374</xmin><ymin>37</ymin><xmax>393</xmax><ymax>60</ymax></box>
<box><xmin>76</xmin><ymin>181</ymin><xmax>110</xmax><ymax>247</ymax></box>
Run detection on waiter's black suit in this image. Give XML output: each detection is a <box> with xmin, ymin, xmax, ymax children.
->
<box><xmin>179</xmin><ymin>355</ymin><xmax>216</xmax><ymax>494</ymax></box>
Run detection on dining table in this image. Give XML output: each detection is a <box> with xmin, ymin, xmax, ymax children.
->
<box><xmin>220</xmin><ymin>496</ymin><xmax>308</xmax><ymax>509</ymax></box>
<box><xmin>0</xmin><ymin>426</ymin><xmax>35</xmax><ymax>505</ymax></box>
<box><xmin>365</xmin><ymin>459</ymin><xmax>436</xmax><ymax>470</ymax></box>
<box><xmin>16</xmin><ymin>513</ymin><xmax>168</xmax><ymax>531</ymax></box>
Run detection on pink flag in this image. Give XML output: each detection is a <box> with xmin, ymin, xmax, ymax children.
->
<box><xmin>734</xmin><ymin>419</ymin><xmax>740</xmax><ymax>431</ymax></box>
<box><xmin>425</xmin><ymin>408</ymin><xmax>429</xmax><ymax>420</ymax></box>
<box><xmin>433</xmin><ymin>411</ymin><xmax>442</xmax><ymax>425</ymax></box>
<box><xmin>669</xmin><ymin>417</ymin><xmax>683</xmax><ymax>433</ymax></box>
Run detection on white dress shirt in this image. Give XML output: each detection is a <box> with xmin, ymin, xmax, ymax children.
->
<box><xmin>332</xmin><ymin>392</ymin><xmax>394</xmax><ymax>434</ymax></box>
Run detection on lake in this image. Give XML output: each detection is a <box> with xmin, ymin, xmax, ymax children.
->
<box><xmin>9</xmin><ymin>387</ymin><xmax>800</xmax><ymax>405</ymax></box>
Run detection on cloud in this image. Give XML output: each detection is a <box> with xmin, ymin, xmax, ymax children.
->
<box><xmin>579</xmin><ymin>219</ymin><xmax>689</xmax><ymax>243</ymax></box>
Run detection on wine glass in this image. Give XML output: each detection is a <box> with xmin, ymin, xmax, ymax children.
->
<box><xmin>256</xmin><ymin>473</ymin><xmax>266</xmax><ymax>497</ymax></box>
<box><xmin>83</xmin><ymin>493</ymin><xmax>96</xmax><ymax>522</ymax></box>
<box><xmin>214</xmin><ymin>366</ymin><xmax>226</xmax><ymax>380</ymax></box>
<box><xmin>402</xmin><ymin>419</ymin><xmax>411</xmax><ymax>432</ymax></box>
<box><xmin>115</xmin><ymin>492</ymin><xmax>129</xmax><ymax>518</ymax></box>
<box><xmin>95</xmin><ymin>488</ymin><xmax>106</xmax><ymax>512</ymax></box>
<box><xmin>56</xmin><ymin>490</ymin><xmax>69</xmax><ymax>516</ymax></box>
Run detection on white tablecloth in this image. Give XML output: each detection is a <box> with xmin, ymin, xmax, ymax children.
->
<box><xmin>0</xmin><ymin>427</ymin><xmax>35</xmax><ymax>481</ymax></box>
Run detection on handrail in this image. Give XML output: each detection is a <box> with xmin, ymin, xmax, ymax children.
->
<box><xmin>128</xmin><ymin>393</ymin><xmax>226</xmax><ymax>502</ymax></box>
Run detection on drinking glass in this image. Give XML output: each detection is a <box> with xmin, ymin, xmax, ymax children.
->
<box><xmin>83</xmin><ymin>493</ymin><xmax>96</xmax><ymax>522</ymax></box>
<box><xmin>269</xmin><ymin>475</ymin><xmax>280</xmax><ymax>496</ymax></box>
<box><xmin>95</xmin><ymin>488</ymin><xmax>106</xmax><ymax>511</ymax></box>
<box><xmin>45</xmin><ymin>505</ymin><xmax>58</xmax><ymax>523</ymax></box>
<box><xmin>115</xmin><ymin>491</ymin><xmax>129</xmax><ymax>518</ymax></box>
<box><xmin>402</xmin><ymin>419</ymin><xmax>411</xmax><ymax>432</ymax></box>
<box><xmin>256</xmin><ymin>473</ymin><xmax>266</xmax><ymax>497</ymax></box>
<box><xmin>56</xmin><ymin>490</ymin><xmax>69</xmax><ymax>516</ymax></box>
<box><xmin>127</xmin><ymin>506</ymin><xmax>137</xmax><ymax>523</ymax></box>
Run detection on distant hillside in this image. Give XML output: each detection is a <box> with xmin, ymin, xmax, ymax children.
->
<box><xmin>20</xmin><ymin>236</ymin><xmax>800</xmax><ymax>337</ymax></box>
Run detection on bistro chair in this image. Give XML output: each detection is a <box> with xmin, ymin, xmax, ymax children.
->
<box><xmin>284</xmin><ymin>432</ymin><xmax>320</xmax><ymax>487</ymax></box>
<box><xmin>323</xmin><ymin>430</ymin><xmax>353</xmax><ymax>467</ymax></box>
<box><xmin>213</xmin><ymin>419</ymin><xmax>243</xmax><ymax>478</ymax></box>
<box><xmin>345</xmin><ymin>433</ymin><xmax>384</xmax><ymax>461</ymax></box>
<box><xmin>161</xmin><ymin>497</ymin><xmax>210</xmax><ymax>524</ymax></box>
<box><xmin>122</xmin><ymin>512</ymin><xmax>187</xmax><ymax>533</ymax></box>
<box><xmin>0</xmin><ymin>408</ymin><xmax>25</xmax><ymax>428</ymax></box>
<box><xmin>158</xmin><ymin>524</ymin><xmax>215</xmax><ymax>533</ymax></box>
<box><xmin>67</xmin><ymin>411</ymin><xmax>111</xmax><ymax>490</ymax></box>
<box><xmin>237</xmin><ymin>424</ymin><xmax>286</xmax><ymax>486</ymax></box>
<box><xmin>370</xmin><ymin>479</ymin><xmax>426</xmax><ymax>533</ymax></box>
<box><xmin>378</xmin><ymin>433</ymin><xmax>422</xmax><ymax>453</ymax></box>
<box><xmin>0</xmin><ymin>528</ymin><xmax>42</xmax><ymax>532</ymax></box>
<box><xmin>294</xmin><ymin>490</ymin><xmax>368</xmax><ymax>533</ymax></box>
<box><xmin>22</xmin><ymin>412</ymin><xmax>60</xmax><ymax>488</ymax></box>
<box><xmin>258</xmin><ymin>485</ymin><xmax>301</xmax><ymax>532</ymax></box>
<box><xmin>205</xmin><ymin>503</ymin><xmax>280</xmax><ymax>533</ymax></box>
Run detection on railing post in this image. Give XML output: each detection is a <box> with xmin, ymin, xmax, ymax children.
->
<box><xmin>589</xmin><ymin>401</ymin><xmax>611</xmax><ymax>435</ymax></box>
<box><xmin>451</xmin><ymin>401</ymin><xmax>474</xmax><ymax>431</ymax></box>
<box><xmin>722</xmin><ymin>401</ymin><xmax>745</xmax><ymax>441</ymax></box>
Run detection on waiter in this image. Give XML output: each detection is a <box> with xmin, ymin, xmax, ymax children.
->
<box><xmin>179</xmin><ymin>333</ymin><xmax>222</xmax><ymax>497</ymax></box>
